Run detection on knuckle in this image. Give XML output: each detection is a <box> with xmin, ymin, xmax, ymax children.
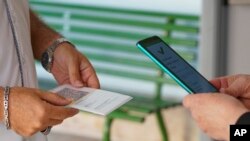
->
<box><xmin>23</xmin><ymin>129</ymin><xmax>36</xmax><ymax>137</ymax></box>
<box><xmin>34</xmin><ymin>89</ymin><xmax>42</xmax><ymax>95</ymax></box>
<box><xmin>37</xmin><ymin>107</ymin><xmax>47</xmax><ymax>120</ymax></box>
<box><xmin>34</xmin><ymin>121</ymin><xmax>43</xmax><ymax>129</ymax></box>
<box><xmin>70</xmin><ymin>71</ymin><xmax>78</xmax><ymax>77</ymax></box>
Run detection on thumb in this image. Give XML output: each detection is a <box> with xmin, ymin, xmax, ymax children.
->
<box><xmin>183</xmin><ymin>95</ymin><xmax>197</xmax><ymax>108</ymax></box>
<box><xmin>40</xmin><ymin>92</ymin><xmax>72</xmax><ymax>106</ymax></box>
<box><xmin>221</xmin><ymin>78</ymin><xmax>246</xmax><ymax>97</ymax></box>
<box><xmin>183</xmin><ymin>94</ymin><xmax>213</xmax><ymax>108</ymax></box>
<box><xmin>68</xmin><ymin>60</ymin><xmax>84</xmax><ymax>87</ymax></box>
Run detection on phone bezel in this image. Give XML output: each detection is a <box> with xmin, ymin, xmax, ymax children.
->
<box><xmin>136</xmin><ymin>36</ymin><xmax>218</xmax><ymax>94</ymax></box>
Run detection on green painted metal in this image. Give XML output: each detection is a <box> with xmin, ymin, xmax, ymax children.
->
<box><xmin>162</xmin><ymin>37</ymin><xmax>198</xmax><ymax>47</ymax></box>
<box><xmin>70</xmin><ymin>26</ymin><xmax>150</xmax><ymax>41</ymax></box>
<box><xmin>156</xmin><ymin>110</ymin><xmax>169</xmax><ymax>141</ymax></box>
<box><xmin>108</xmin><ymin>110</ymin><xmax>144</xmax><ymax>123</ymax></box>
<box><xmin>71</xmin><ymin>39</ymin><xmax>197</xmax><ymax>58</ymax></box>
<box><xmin>84</xmin><ymin>53</ymin><xmax>158</xmax><ymax>69</ymax></box>
<box><xmin>30</xmin><ymin>1</ymin><xmax>199</xmax><ymax>21</ymax></box>
<box><xmin>94</xmin><ymin>67</ymin><xmax>177</xmax><ymax>85</ymax></box>
<box><xmin>71</xmin><ymin>14</ymin><xmax>199</xmax><ymax>33</ymax></box>
<box><xmin>34</xmin><ymin>10</ymin><xmax>63</xmax><ymax>18</ymax></box>
<box><xmin>125</xmin><ymin>101</ymin><xmax>158</xmax><ymax>111</ymax></box>
<box><xmin>70</xmin><ymin>39</ymin><xmax>140</xmax><ymax>53</ymax></box>
<box><xmin>120</xmin><ymin>105</ymin><xmax>153</xmax><ymax>113</ymax></box>
<box><xmin>37</xmin><ymin>11</ymin><xmax>198</xmax><ymax>34</ymax></box>
<box><xmin>155</xmin><ymin>70</ymin><xmax>165</xmax><ymax>102</ymax></box>
<box><xmin>103</xmin><ymin>118</ymin><xmax>113</xmax><ymax>141</ymax></box>
<box><xmin>70</xmin><ymin>26</ymin><xmax>198</xmax><ymax>47</ymax></box>
<box><xmin>84</xmin><ymin>50</ymin><xmax>194</xmax><ymax>64</ymax></box>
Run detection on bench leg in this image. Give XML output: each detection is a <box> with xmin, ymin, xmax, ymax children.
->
<box><xmin>156</xmin><ymin>109</ymin><xmax>169</xmax><ymax>141</ymax></box>
<box><xmin>103</xmin><ymin>118</ymin><xmax>113</xmax><ymax>141</ymax></box>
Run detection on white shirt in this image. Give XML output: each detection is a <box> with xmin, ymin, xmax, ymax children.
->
<box><xmin>0</xmin><ymin>0</ymin><xmax>47</xmax><ymax>140</ymax></box>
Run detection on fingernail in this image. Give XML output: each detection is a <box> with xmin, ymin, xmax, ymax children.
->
<box><xmin>74</xmin><ymin>80</ymin><xmax>84</xmax><ymax>87</ymax></box>
<box><xmin>66</xmin><ymin>98</ymin><xmax>74</xmax><ymax>102</ymax></box>
<box><xmin>72</xmin><ymin>109</ymin><xmax>79</xmax><ymax>114</ymax></box>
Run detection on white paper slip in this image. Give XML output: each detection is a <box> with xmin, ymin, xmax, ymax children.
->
<box><xmin>50</xmin><ymin>84</ymin><xmax>133</xmax><ymax>116</ymax></box>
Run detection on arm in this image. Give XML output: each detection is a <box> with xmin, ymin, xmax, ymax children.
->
<box><xmin>183</xmin><ymin>74</ymin><xmax>250</xmax><ymax>140</ymax></box>
<box><xmin>0</xmin><ymin>86</ymin><xmax>78</xmax><ymax>136</ymax></box>
<box><xmin>183</xmin><ymin>93</ymin><xmax>249</xmax><ymax>141</ymax></box>
<box><xmin>30</xmin><ymin>10</ymin><xmax>100</xmax><ymax>88</ymax></box>
<box><xmin>30</xmin><ymin>10</ymin><xmax>61</xmax><ymax>60</ymax></box>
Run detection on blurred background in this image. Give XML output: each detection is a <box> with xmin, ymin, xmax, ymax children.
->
<box><xmin>29</xmin><ymin>0</ymin><xmax>250</xmax><ymax>141</ymax></box>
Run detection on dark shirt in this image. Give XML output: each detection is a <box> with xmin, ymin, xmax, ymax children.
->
<box><xmin>236</xmin><ymin>112</ymin><xmax>250</xmax><ymax>124</ymax></box>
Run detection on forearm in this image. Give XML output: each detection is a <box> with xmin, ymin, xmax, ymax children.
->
<box><xmin>30</xmin><ymin>10</ymin><xmax>61</xmax><ymax>60</ymax></box>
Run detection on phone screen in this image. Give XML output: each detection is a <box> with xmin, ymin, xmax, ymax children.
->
<box><xmin>137</xmin><ymin>36</ymin><xmax>217</xmax><ymax>93</ymax></box>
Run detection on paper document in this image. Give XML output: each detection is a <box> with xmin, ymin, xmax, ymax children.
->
<box><xmin>51</xmin><ymin>84</ymin><xmax>132</xmax><ymax>116</ymax></box>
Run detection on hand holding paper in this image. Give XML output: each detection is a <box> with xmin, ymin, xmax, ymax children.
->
<box><xmin>51</xmin><ymin>84</ymin><xmax>132</xmax><ymax>115</ymax></box>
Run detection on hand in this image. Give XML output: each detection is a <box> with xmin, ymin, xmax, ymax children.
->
<box><xmin>51</xmin><ymin>43</ymin><xmax>100</xmax><ymax>88</ymax></box>
<box><xmin>8</xmin><ymin>87</ymin><xmax>79</xmax><ymax>137</ymax></box>
<box><xmin>211</xmin><ymin>74</ymin><xmax>250</xmax><ymax>108</ymax></box>
<box><xmin>183</xmin><ymin>93</ymin><xmax>249</xmax><ymax>141</ymax></box>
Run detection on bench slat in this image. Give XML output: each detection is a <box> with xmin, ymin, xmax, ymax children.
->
<box><xmin>70</xmin><ymin>26</ymin><xmax>198</xmax><ymax>47</ymax></box>
<box><xmin>94</xmin><ymin>67</ymin><xmax>176</xmax><ymax>84</ymax></box>
<box><xmin>36</xmin><ymin>10</ymin><xmax>199</xmax><ymax>34</ymax></box>
<box><xmin>71</xmin><ymin>14</ymin><xmax>199</xmax><ymax>33</ymax></box>
<box><xmin>84</xmin><ymin>52</ymin><xmax>195</xmax><ymax>68</ymax></box>
<box><xmin>71</xmin><ymin>38</ymin><xmax>197</xmax><ymax>61</ymax></box>
<box><xmin>84</xmin><ymin>53</ymin><xmax>157</xmax><ymax>69</ymax></box>
<box><xmin>30</xmin><ymin>1</ymin><xmax>199</xmax><ymax>21</ymax></box>
<box><xmin>108</xmin><ymin>110</ymin><xmax>145</xmax><ymax>123</ymax></box>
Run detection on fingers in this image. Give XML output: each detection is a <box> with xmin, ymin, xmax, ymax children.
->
<box><xmin>221</xmin><ymin>77</ymin><xmax>250</xmax><ymax>97</ymax></box>
<box><xmin>68</xmin><ymin>59</ymin><xmax>84</xmax><ymax>87</ymax></box>
<box><xmin>183</xmin><ymin>94</ymin><xmax>199</xmax><ymax>108</ymax></box>
<box><xmin>210</xmin><ymin>74</ymin><xmax>245</xmax><ymax>90</ymax></box>
<box><xmin>48</xmin><ymin>104</ymin><xmax>79</xmax><ymax>120</ymax></box>
<box><xmin>81</xmin><ymin>68</ymin><xmax>100</xmax><ymax>89</ymax></box>
<box><xmin>87</xmin><ymin>74</ymin><xmax>100</xmax><ymax>89</ymax></box>
<box><xmin>45</xmin><ymin>119</ymin><xmax>63</xmax><ymax>127</ymax></box>
<box><xmin>210</xmin><ymin>77</ymin><xmax>230</xmax><ymax>89</ymax></box>
<box><xmin>39</xmin><ymin>92</ymin><xmax>72</xmax><ymax>106</ymax></box>
<box><xmin>79</xmin><ymin>57</ymin><xmax>100</xmax><ymax>88</ymax></box>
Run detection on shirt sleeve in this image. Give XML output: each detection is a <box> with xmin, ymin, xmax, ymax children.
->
<box><xmin>236</xmin><ymin>112</ymin><xmax>250</xmax><ymax>125</ymax></box>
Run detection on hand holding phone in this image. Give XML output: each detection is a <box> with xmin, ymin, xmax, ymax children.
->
<box><xmin>137</xmin><ymin>36</ymin><xmax>218</xmax><ymax>94</ymax></box>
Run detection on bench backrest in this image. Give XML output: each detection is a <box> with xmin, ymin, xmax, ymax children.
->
<box><xmin>30</xmin><ymin>0</ymin><xmax>200</xmax><ymax>100</ymax></box>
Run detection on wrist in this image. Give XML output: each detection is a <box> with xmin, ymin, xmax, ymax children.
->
<box><xmin>41</xmin><ymin>38</ymin><xmax>75</xmax><ymax>72</ymax></box>
<box><xmin>53</xmin><ymin>42</ymin><xmax>76</xmax><ymax>58</ymax></box>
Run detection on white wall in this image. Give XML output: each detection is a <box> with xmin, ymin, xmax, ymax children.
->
<box><xmin>227</xmin><ymin>5</ymin><xmax>250</xmax><ymax>74</ymax></box>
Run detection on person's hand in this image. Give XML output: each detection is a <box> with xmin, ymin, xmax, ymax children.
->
<box><xmin>51</xmin><ymin>43</ymin><xmax>100</xmax><ymax>88</ymax></box>
<box><xmin>8</xmin><ymin>87</ymin><xmax>79</xmax><ymax>137</ymax></box>
<box><xmin>183</xmin><ymin>93</ymin><xmax>249</xmax><ymax>141</ymax></box>
<box><xmin>211</xmin><ymin>74</ymin><xmax>250</xmax><ymax>108</ymax></box>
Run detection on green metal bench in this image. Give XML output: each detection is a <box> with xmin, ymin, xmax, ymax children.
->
<box><xmin>30</xmin><ymin>1</ymin><xmax>200</xmax><ymax>141</ymax></box>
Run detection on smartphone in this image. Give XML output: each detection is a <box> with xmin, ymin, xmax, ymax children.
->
<box><xmin>136</xmin><ymin>36</ymin><xmax>218</xmax><ymax>94</ymax></box>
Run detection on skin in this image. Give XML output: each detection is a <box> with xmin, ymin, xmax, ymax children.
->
<box><xmin>0</xmin><ymin>10</ymin><xmax>100</xmax><ymax>137</ymax></box>
<box><xmin>183</xmin><ymin>74</ymin><xmax>250</xmax><ymax>141</ymax></box>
